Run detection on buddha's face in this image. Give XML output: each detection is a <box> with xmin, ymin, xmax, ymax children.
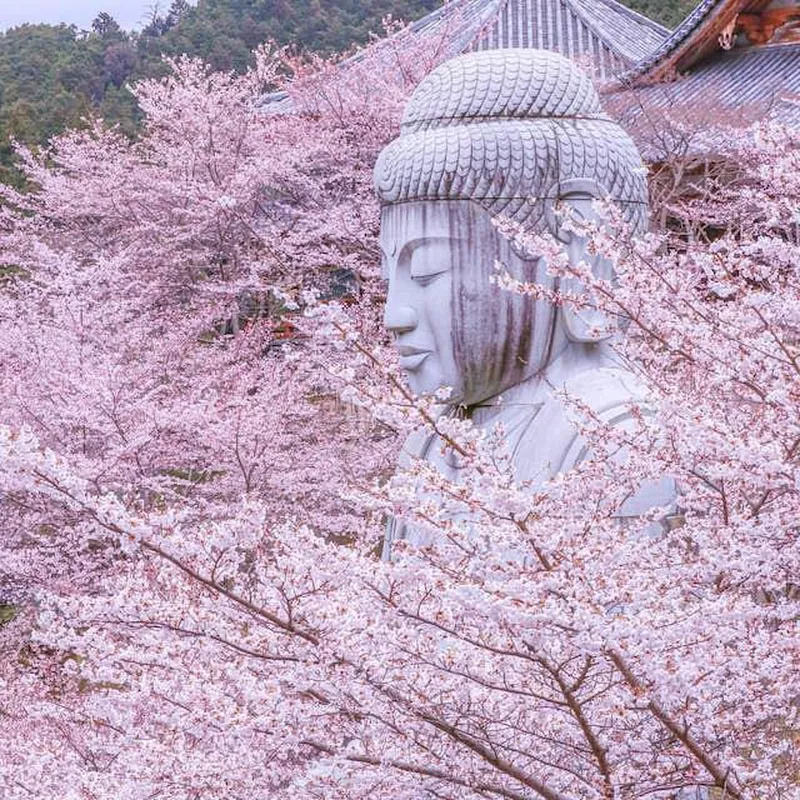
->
<box><xmin>380</xmin><ymin>200</ymin><xmax>559</xmax><ymax>405</ymax></box>
<box><xmin>380</xmin><ymin>202</ymin><xmax>461</xmax><ymax>400</ymax></box>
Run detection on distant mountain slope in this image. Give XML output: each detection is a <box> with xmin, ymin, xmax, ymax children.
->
<box><xmin>149</xmin><ymin>0</ymin><xmax>690</xmax><ymax>66</ymax></box>
<box><xmin>145</xmin><ymin>0</ymin><xmax>442</xmax><ymax>70</ymax></box>
<box><xmin>0</xmin><ymin>0</ymin><xmax>694</xmax><ymax>185</ymax></box>
<box><xmin>622</xmin><ymin>0</ymin><xmax>696</xmax><ymax>29</ymax></box>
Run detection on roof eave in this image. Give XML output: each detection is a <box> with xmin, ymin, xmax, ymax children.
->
<box><xmin>618</xmin><ymin>0</ymin><xmax>775</xmax><ymax>87</ymax></box>
<box><xmin>595</xmin><ymin>0</ymin><xmax>672</xmax><ymax>39</ymax></box>
<box><xmin>566</xmin><ymin>0</ymin><xmax>670</xmax><ymax>66</ymax></box>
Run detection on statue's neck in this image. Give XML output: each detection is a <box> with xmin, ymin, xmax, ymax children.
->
<box><xmin>463</xmin><ymin>341</ymin><xmax>622</xmax><ymax>427</ymax></box>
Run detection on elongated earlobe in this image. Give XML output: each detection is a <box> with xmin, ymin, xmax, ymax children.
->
<box><xmin>560</xmin><ymin>232</ymin><xmax>615</xmax><ymax>343</ymax></box>
<box><xmin>544</xmin><ymin>180</ymin><xmax>616</xmax><ymax>343</ymax></box>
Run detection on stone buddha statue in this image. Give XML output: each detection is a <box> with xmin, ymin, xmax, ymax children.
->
<box><xmin>374</xmin><ymin>49</ymin><xmax>673</xmax><ymax>552</ymax></box>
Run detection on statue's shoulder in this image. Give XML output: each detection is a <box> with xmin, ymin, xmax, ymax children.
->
<box><xmin>513</xmin><ymin>365</ymin><xmax>675</xmax><ymax>520</ymax></box>
<box><xmin>562</xmin><ymin>365</ymin><xmax>648</xmax><ymax>420</ymax></box>
<box><xmin>512</xmin><ymin>366</ymin><xmax>649</xmax><ymax>480</ymax></box>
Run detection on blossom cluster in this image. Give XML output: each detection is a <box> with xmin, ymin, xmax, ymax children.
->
<box><xmin>1</xmin><ymin>30</ymin><xmax>798</xmax><ymax>800</ymax></box>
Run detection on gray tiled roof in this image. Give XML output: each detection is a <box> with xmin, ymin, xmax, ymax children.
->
<box><xmin>609</xmin><ymin>42</ymin><xmax>800</xmax><ymax>133</ymax></box>
<box><xmin>390</xmin><ymin>0</ymin><xmax>507</xmax><ymax>53</ymax></box>
<box><xmin>572</xmin><ymin>0</ymin><xmax>671</xmax><ymax>61</ymax></box>
<box><xmin>473</xmin><ymin>0</ymin><xmax>669</xmax><ymax>76</ymax></box>
<box><xmin>259</xmin><ymin>0</ymin><xmax>669</xmax><ymax>111</ymax></box>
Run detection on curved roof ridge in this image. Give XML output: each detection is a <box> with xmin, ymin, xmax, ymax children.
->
<box><xmin>619</xmin><ymin>0</ymin><xmax>724</xmax><ymax>82</ymax></box>
<box><xmin>571</xmin><ymin>0</ymin><xmax>671</xmax><ymax>41</ymax></box>
<box><xmin>407</xmin><ymin>0</ymin><xmax>504</xmax><ymax>38</ymax></box>
<box><xmin>567</xmin><ymin>0</ymin><xmax>671</xmax><ymax>63</ymax></box>
<box><xmin>599</xmin><ymin>0</ymin><xmax>671</xmax><ymax>35</ymax></box>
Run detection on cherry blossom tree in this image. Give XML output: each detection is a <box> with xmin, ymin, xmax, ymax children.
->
<box><xmin>1</xmin><ymin>26</ymin><xmax>798</xmax><ymax>800</ymax></box>
<box><xmin>0</xmin><ymin>21</ymin><xmax>455</xmax><ymax>558</ymax></box>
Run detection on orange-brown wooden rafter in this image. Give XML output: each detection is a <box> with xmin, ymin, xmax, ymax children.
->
<box><xmin>647</xmin><ymin>0</ymin><xmax>744</xmax><ymax>80</ymax></box>
<box><xmin>640</xmin><ymin>0</ymin><xmax>778</xmax><ymax>82</ymax></box>
<box><xmin>738</xmin><ymin>7</ymin><xmax>800</xmax><ymax>45</ymax></box>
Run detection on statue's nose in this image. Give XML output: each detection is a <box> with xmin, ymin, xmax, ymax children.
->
<box><xmin>384</xmin><ymin>303</ymin><xmax>418</xmax><ymax>333</ymax></box>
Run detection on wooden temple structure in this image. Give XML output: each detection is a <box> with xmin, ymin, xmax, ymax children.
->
<box><xmin>610</xmin><ymin>0</ymin><xmax>800</xmax><ymax>128</ymax></box>
<box><xmin>259</xmin><ymin>0</ymin><xmax>669</xmax><ymax>111</ymax></box>
<box><xmin>263</xmin><ymin>0</ymin><xmax>800</xmax><ymax>130</ymax></box>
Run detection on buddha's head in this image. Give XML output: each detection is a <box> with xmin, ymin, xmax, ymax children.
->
<box><xmin>374</xmin><ymin>49</ymin><xmax>648</xmax><ymax>406</ymax></box>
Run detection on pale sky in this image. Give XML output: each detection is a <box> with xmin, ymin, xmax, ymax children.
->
<box><xmin>0</xmin><ymin>0</ymin><xmax>172</xmax><ymax>32</ymax></box>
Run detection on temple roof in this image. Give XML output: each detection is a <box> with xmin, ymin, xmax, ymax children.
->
<box><xmin>263</xmin><ymin>1</ymin><xmax>800</xmax><ymax>133</ymax></box>
<box><xmin>608</xmin><ymin>45</ymin><xmax>800</xmax><ymax>157</ymax></box>
<box><xmin>379</xmin><ymin>0</ymin><xmax>670</xmax><ymax>74</ymax></box>
<box><xmin>259</xmin><ymin>0</ymin><xmax>669</xmax><ymax>111</ymax></box>
<box><xmin>610</xmin><ymin>1</ymin><xmax>800</xmax><ymax>130</ymax></box>
<box><xmin>625</xmin><ymin>0</ymin><xmax>739</xmax><ymax>80</ymax></box>
<box><xmin>623</xmin><ymin>0</ymin><xmax>800</xmax><ymax>82</ymax></box>
<box><xmin>467</xmin><ymin>0</ymin><xmax>669</xmax><ymax>76</ymax></box>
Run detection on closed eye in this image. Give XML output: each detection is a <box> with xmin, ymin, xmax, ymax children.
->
<box><xmin>411</xmin><ymin>271</ymin><xmax>447</xmax><ymax>286</ymax></box>
<box><xmin>407</xmin><ymin>239</ymin><xmax>454</xmax><ymax>285</ymax></box>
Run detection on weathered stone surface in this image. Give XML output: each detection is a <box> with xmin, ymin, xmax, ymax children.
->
<box><xmin>375</xmin><ymin>49</ymin><xmax>649</xmax><ymax>235</ymax></box>
<box><xmin>375</xmin><ymin>49</ymin><xmax>672</xmax><ymax>551</ymax></box>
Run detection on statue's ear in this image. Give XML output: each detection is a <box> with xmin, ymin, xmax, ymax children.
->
<box><xmin>544</xmin><ymin>179</ymin><xmax>615</xmax><ymax>344</ymax></box>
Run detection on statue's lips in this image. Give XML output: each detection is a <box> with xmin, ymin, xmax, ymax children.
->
<box><xmin>396</xmin><ymin>345</ymin><xmax>431</xmax><ymax>371</ymax></box>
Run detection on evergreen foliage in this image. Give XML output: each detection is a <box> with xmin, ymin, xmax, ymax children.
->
<box><xmin>0</xmin><ymin>23</ymin><xmax>140</xmax><ymax>185</ymax></box>
<box><xmin>623</xmin><ymin>0</ymin><xmax>697</xmax><ymax>29</ymax></box>
<box><xmin>0</xmin><ymin>0</ymin><xmax>693</xmax><ymax>184</ymax></box>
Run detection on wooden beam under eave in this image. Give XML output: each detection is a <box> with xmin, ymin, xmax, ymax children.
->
<box><xmin>738</xmin><ymin>7</ymin><xmax>800</xmax><ymax>45</ymax></box>
<box><xmin>645</xmin><ymin>0</ymin><xmax>775</xmax><ymax>82</ymax></box>
<box><xmin>647</xmin><ymin>0</ymin><xmax>743</xmax><ymax>80</ymax></box>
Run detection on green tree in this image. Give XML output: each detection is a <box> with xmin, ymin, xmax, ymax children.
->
<box><xmin>92</xmin><ymin>11</ymin><xmax>125</xmax><ymax>40</ymax></box>
<box><xmin>0</xmin><ymin>0</ymin><xmax>696</xmax><ymax>187</ymax></box>
<box><xmin>0</xmin><ymin>19</ymin><xmax>140</xmax><ymax>185</ymax></box>
<box><xmin>620</xmin><ymin>0</ymin><xmax>697</xmax><ymax>29</ymax></box>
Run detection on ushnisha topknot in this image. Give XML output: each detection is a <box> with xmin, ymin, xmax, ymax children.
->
<box><xmin>374</xmin><ymin>49</ymin><xmax>648</xmax><ymax>232</ymax></box>
<box><xmin>400</xmin><ymin>48</ymin><xmax>605</xmax><ymax>133</ymax></box>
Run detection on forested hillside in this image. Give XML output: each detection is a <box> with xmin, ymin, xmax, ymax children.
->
<box><xmin>0</xmin><ymin>0</ymin><xmax>693</xmax><ymax>184</ymax></box>
<box><xmin>0</xmin><ymin>18</ymin><xmax>140</xmax><ymax>184</ymax></box>
<box><xmin>2</xmin><ymin>21</ymin><xmax>798</xmax><ymax>797</ymax></box>
<box><xmin>627</xmin><ymin>0</ymin><xmax>696</xmax><ymax>28</ymax></box>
